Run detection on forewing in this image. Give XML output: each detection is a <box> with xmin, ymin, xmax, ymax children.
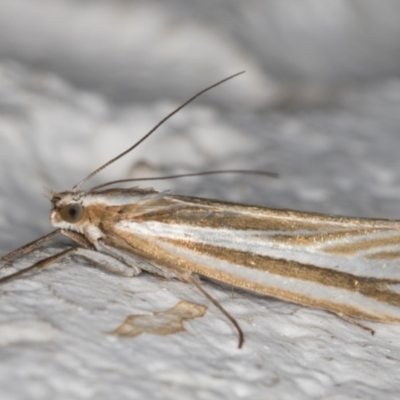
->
<box><xmin>106</xmin><ymin>195</ymin><xmax>400</xmax><ymax>322</ymax></box>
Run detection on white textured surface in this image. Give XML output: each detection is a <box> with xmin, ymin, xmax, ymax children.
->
<box><xmin>1</xmin><ymin>1</ymin><xmax>400</xmax><ymax>399</ymax></box>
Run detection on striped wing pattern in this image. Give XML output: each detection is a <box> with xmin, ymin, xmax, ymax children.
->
<box><xmin>111</xmin><ymin>195</ymin><xmax>400</xmax><ymax>323</ymax></box>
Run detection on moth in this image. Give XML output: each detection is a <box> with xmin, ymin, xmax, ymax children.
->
<box><xmin>2</xmin><ymin>72</ymin><xmax>400</xmax><ymax>348</ymax></box>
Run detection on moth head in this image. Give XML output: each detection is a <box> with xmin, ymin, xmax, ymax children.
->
<box><xmin>50</xmin><ymin>191</ymin><xmax>85</xmax><ymax>228</ymax></box>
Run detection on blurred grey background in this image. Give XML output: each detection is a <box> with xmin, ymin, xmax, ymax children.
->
<box><xmin>2</xmin><ymin>0</ymin><xmax>400</xmax><ymax>270</ymax></box>
<box><xmin>2</xmin><ymin>0</ymin><xmax>400</xmax><ymax>106</ymax></box>
<box><xmin>2</xmin><ymin>2</ymin><xmax>400</xmax><ymax>399</ymax></box>
<box><xmin>1</xmin><ymin>0</ymin><xmax>400</xmax><ymax>224</ymax></box>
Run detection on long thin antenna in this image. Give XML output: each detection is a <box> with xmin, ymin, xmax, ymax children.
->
<box><xmin>73</xmin><ymin>71</ymin><xmax>245</xmax><ymax>191</ymax></box>
<box><xmin>88</xmin><ymin>169</ymin><xmax>278</xmax><ymax>192</ymax></box>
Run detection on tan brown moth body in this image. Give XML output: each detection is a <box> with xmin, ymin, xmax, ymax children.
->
<box><xmin>2</xmin><ymin>72</ymin><xmax>400</xmax><ymax>348</ymax></box>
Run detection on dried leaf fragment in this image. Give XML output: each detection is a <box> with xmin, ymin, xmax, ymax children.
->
<box><xmin>110</xmin><ymin>300</ymin><xmax>207</xmax><ymax>337</ymax></box>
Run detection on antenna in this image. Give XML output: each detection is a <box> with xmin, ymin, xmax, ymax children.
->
<box><xmin>88</xmin><ymin>170</ymin><xmax>278</xmax><ymax>192</ymax></box>
<box><xmin>72</xmin><ymin>71</ymin><xmax>245</xmax><ymax>191</ymax></box>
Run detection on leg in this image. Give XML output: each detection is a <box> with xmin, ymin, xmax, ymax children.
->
<box><xmin>336</xmin><ymin>312</ymin><xmax>375</xmax><ymax>335</ymax></box>
<box><xmin>62</xmin><ymin>230</ymin><xmax>140</xmax><ymax>276</ymax></box>
<box><xmin>184</xmin><ymin>273</ymin><xmax>244</xmax><ymax>349</ymax></box>
<box><xmin>0</xmin><ymin>246</ymin><xmax>140</xmax><ymax>285</ymax></box>
<box><xmin>61</xmin><ymin>229</ymin><xmax>95</xmax><ymax>250</ymax></box>
<box><xmin>97</xmin><ymin>239</ymin><xmax>175</xmax><ymax>279</ymax></box>
<box><xmin>0</xmin><ymin>229</ymin><xmax>61</xmax><ymax>263</ymax></box>
<box><xmin>73</xmin><ymin>248</ymin><xmax>141</xmax><ymax>277</ymax></box>
<box><xmin>0</xmin><ymin>247</ymin><xmax>76</xmax><ymax>284</ymax></box>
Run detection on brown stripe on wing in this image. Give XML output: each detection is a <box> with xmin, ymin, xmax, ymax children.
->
<box><xmin>131</xmin><ymin>195</ymin><xmax>400</xmax><ymax>233</ymax></box>
<box><xmin>103</xmin><ymin>226</ymin><xmax>400</xmax><ymax>323</ymax></box>
<box><xmin>157</xmin><ymin>237</ymin><xmax>400</xmax><ymax>308</ymax></box>
<box><xmin>366</xmin><ymin>251</ymin><xmax>400</xmax><ymax>260</ymax></box>
<box><xmin>322</xmin><ymin>234</ymin><xmax>400</xmax><ymax>256</ymax></box>
<box><xmin>135</xmin><ymin>207</ymin><xmax>341</xmax><ymax>231</ymax></box>
<box><xmin>95</xmin><ymin>193</ymin><xmax>400</xmax><ymax>234</ymax></box>
<box><xmin>266</xmin><ymin>228</ymin><xmax>388</xmax><ymax>246</ymax></box>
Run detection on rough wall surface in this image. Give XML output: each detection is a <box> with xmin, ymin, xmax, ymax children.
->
<box><xmin>1</xmin><ymin>2</ymin><xmax>400</xmax><ymax>399</ymax></box>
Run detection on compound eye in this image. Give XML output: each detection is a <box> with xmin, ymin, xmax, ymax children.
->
<box><xmin>59</xmin><ymin>203</ymin><xmax>84</xmax><ymax>223</ymax></box>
